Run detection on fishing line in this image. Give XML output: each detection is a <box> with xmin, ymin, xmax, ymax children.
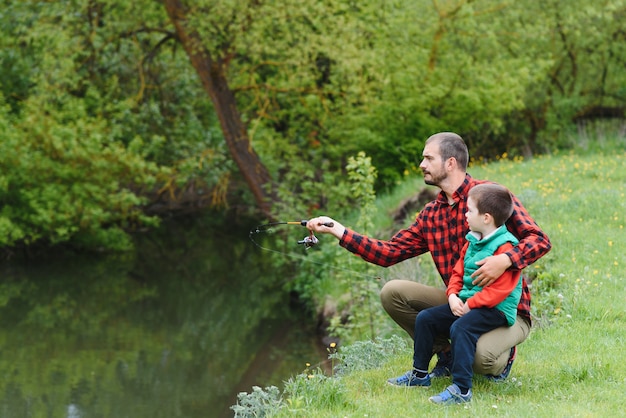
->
<box><xmin>248</xmin><ymin>220</ymin><xmax>330</xmax><ymax>256</ymax></box>
<box><xmin>248</xmin><ymin>220</ymin><xmax>383</xmax><ymax>281</ymax></box>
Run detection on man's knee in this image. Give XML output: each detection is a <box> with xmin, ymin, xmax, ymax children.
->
<box><xmin>473</xmin><ymin>319</ymin><xmax>530</xmax><ymax>375</ymax></box>
<box><xmin>379</xmin><ymin>280</ymin><xmax>404</xmax><ymax>314</ymax></box>
<box><xmin>473</xmin><ymin>344</ymin><xmax>502</xmax><ymax>374</ymax></box>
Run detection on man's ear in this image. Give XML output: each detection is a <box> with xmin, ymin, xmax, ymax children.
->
<box><xmin>445</xmin><ymin>157</ymin><xmax>457</xmax><ymax>171</ymax></box>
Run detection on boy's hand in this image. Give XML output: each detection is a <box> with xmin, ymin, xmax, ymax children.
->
<box><xmin>448</xmin><ymin>294</ymin><xmax>465</xmax><ymax>317</ymax></box>
<box><xmin>461</xmin><ymin>302</ymin><xmax>471</xmax><ymax>316</ymax></box>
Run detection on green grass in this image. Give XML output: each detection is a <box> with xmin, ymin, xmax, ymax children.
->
<box><xmin>233</xmin><ymin>148</ymin><xmax>626</xmax><ymax>417</ymax></box>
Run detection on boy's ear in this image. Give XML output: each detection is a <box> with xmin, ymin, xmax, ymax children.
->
<box><xmin>483</xmin><ymin>213</ymin><xmax>492</xmax><ymax>224</ymax></box>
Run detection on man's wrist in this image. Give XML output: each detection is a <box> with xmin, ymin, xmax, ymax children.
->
<box><xmin>500</xmin><ymin>252</ymin><xmax>513</xmax><ymax>269</ymax></box>
<box><xmin>503</xmin><ymin>250</ymin><xmax>519</xmax><ymax>269</ymax></box>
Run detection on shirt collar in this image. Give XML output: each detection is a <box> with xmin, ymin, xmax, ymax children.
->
<box><xmin>435</xmin><ymin>174</ymin><xmax>473</xmax><ymax>206</ymax></box>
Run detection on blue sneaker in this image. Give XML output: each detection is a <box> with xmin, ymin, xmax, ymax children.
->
<box><xmin>485</xmin><ymin>346</ymin><xmax>517</xmax><ymax>382</ymax></box>
<box><xmin>429</xmin><ymin>384</ymin><xmax>472</xmax><ymax>405</ymax></box>
<box><xmin>387</xmin><ymin>370</ymin><xmax>431</xmax><ymax>387</ymax></box>
<box><xmin>429</xmin><ymin>350</ymin><xmax>452</xmax><ymax>378</ymax></box>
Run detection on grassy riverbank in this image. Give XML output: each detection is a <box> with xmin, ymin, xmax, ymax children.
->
<box><xmin>233</xmin><ymin>141</ymin><xmax>626</xmax><ymax>417</ymax></box>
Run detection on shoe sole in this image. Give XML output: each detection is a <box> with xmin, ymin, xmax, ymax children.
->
<box><xmin>429</xmin><ymin>397</ymin><xmax>471</xmax><ymax>405</ymax></box>
<box><xmin>386</xmin><ymin>381</ymin><xmax>431</xmax><ymax>388</ymax></box>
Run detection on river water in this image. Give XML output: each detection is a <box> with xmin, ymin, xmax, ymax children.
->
<box><xmin>0</xmin><ymin>215</ymin><xmax>325</xmax><ymax>417</ymax></box>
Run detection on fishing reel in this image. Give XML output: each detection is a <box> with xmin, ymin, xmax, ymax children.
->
<box><xmin>296</xmin><ymin>220</ymin><xmax>333</xmax><ymax>249</ymax></box>
<box><xmin>297</xmin><ymin>235</ymin><xmax>319</xmax><ymax>249</ymax></box>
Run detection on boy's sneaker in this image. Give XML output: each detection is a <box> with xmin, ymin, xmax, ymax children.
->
<box><xmin>386</xmin><ymin>370</ymin><xmax>431</xmax><ymax>387</ymax></box>
<box><xmin>429</xmin><ymin>384</ymin><xmax>472</xmax><ymax>405</ymax></box>
<box><xmin>485</xmin><ymin>346</ymin><xmax>517</xmax><ymax>382</ymax></box>
<box><xmin>428</xmin><ymin>350</ymin><xmax>452</xmax><ymax>378</ymax></box>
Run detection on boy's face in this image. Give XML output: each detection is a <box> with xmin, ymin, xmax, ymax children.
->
<box><xmin>466</xmin><ymin>196</ymin><xmax>486</xmax><ymax>233</ymax></box>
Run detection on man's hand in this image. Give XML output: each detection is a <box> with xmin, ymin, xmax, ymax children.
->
<box><xmin>448</xmin><ymin>294</ymin><xmax>465</xmax><ymax>317</ymax></box>
<box><xmin>471</xmin><ymin>253</ymin><xmax>512</xmax><ymax>287</ymax></box>
<box><xmin>306</xmin><ymin>216</ymin><xmax>345</xmax><ymax>239</ymax></box>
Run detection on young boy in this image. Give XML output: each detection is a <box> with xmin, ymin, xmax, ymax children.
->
<box><xmin>387</xmin><ymin>183</ymin><xmax>522</xmax><ymax>405</ymax></box>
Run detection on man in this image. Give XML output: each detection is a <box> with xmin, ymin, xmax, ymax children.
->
<box><xmin>306</xmin><ymin>132</ymin><xmax>551</xmax><ymax>380</ymax></box>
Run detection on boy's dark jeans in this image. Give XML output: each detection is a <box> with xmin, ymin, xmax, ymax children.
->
<box><xmin>413</xmin><ymin>304</ymin><xmax>508</xmax><ymax>390</ymax></box>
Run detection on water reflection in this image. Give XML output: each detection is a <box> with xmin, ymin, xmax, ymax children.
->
<box><xmin>0</xmin><ymin>215</ymin><xmax>323</xmax><ymax>417</ymax></box>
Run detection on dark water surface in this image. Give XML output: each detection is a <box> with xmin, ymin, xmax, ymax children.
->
<box><xmin>0</xmin><ymin>215</ymin><xmax>324</xmax><ymax>417</ymax></box>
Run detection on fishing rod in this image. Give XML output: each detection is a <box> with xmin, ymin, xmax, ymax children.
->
<box><xmin>249</xmin><ymin>219</ymin><xmax>334</xmax><ymax>249</ymax></box>
<box><xmin>248</xmin><ymin>219</ymin><xmax>383</xmax><ymax>281</ymax></box>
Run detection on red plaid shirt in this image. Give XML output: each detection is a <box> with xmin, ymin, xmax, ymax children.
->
<box><xmin>340</xmin><ymin>174</ymin><xmax>552</xmax><ymax>322</ymax></box>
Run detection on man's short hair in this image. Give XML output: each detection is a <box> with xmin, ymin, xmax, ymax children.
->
<box><xmin>426</xmin><ymin>132</ymin><xmax>469</xmax><ymax>170</ymax></box>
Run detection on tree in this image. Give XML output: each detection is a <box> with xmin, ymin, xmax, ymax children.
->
<box><xmin>163</xmin><ymin>0</ymin><xmax>276</xmax><ymax>218</ymax></box>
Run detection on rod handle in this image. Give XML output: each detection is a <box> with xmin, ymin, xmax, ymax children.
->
<box><xmin>300</xmin><ymin>220</ymin><xmax>334</xmax><ymax>228</ymax></box>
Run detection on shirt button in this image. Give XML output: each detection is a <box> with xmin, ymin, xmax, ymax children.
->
<box><xmin>452</xmin><ymin>243</ymin><xmax>458</xmax><ymax>252</ymax></box>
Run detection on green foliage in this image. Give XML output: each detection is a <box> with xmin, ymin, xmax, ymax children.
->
<box><xmin>230</xmin><ymin>369</ymin><xmax>349</xmax><ymax>418</ymax></box>
<box><xmin>283</xmin><ymin>371</ymin><xmax>348</xmax><ymax>413</ymax></box>
<box><xmin>228</xmin><ymin>338</ymin><xmax>407</xmax><ymax>416</ymax></box>
<box><xmin>231</xmin><ymin>385</ymin><xmax>284</xmax><ymax>418</ymax></box>
<box><xmin>227</xmin><ymin>0</ymin><xmax>626</xmax><ymax>191</ymax></box>
<box><xmin>286</xmin><ymin>152</ymin><xmax>392</xmax><ymax>343</ymax></box>
<box><xmin>2</xmin><ymin>0</ymin><xmax>626</xmax><ymax>250</ymax></box>
<box><xmin>328</xmin><ymin>335</ymin><xmax>409</xmax><ymax>375</ymax></box>
<box><xmin>487</xmin><ymin>0</ymin><xmax>626</xmax><ymax>156</ymax></box>
<box><xmin>0</xmin><ymin>0</ymin><xmax>232</xmax><ymax>250</ymax></box>
<box><xmin>0</xmin><ymin>97</ymin><xmax>163</xmax><ymax>249</ymax></box>
<box><xmin>345</xmin><ymin>152</ymin><xmax>378</xmax><ymax>235</ymax></box>
<box><xmin>271</xmin><ymin>157</ymin><xmax>353</xmax><ymax>220</ymax></box>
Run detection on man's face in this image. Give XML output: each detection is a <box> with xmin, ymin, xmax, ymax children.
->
<box><xmin>419</xmin><ymin>141</ymin><xmax>447</xmax><ymax>186</ymax></box>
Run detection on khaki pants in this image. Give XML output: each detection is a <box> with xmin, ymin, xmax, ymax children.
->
<box><xmin>380</xmin><ymin>279</ymin><xmax>531</xmax><ymax>375</ymax></box>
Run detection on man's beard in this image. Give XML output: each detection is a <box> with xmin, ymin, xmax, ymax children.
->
<box><xmin>423</xmin><ymin>170</ymin><xmax>446</xmax><ymax>186</ymax></box>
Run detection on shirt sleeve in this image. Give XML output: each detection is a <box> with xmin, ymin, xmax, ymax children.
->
<box><xmin>466</xmin><ymin>243</ymin><xmax>522</xmax><ymax>309</ymax></box>
<box><xmin>339</xmin><ymin>219</ymin><xmax>429</xmax><ymax>267</ymax></box>
<box><xmin>504</xmin><ymin>196</ymin><xmax>552</xmax><ymax>270</ymax></box>
<box><xmin>446</xmin><ymin>243</ymin><xmax>468</xmax><ymax>297</ymax></box>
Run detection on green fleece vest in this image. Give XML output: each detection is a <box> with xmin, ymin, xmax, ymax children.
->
<box><xmin>458</xmin><ymin>225</ymin><xmax>521</xmax><ymax>326</ymax></box>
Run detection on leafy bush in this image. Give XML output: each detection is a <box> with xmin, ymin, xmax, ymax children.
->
<box><xmin>328</xmin><ymin>335</ymin><xmax>409</xmax><ymax>375</ymax></box>
<box><xmin>231</xmin><ymin>338</ymin><xmax>410</xmax><ymax>416</ymax></box>
<box><xmin>0</xmin><ymin>99</ymin><xmax>163</xmax><ymax>250</ymax></box>
<box><xmin>230</xmin><ymin>369</ymin><xmax>348</xmax><ymax>417</ymax></box>
<box><xmin>231</xmin><ymin>385</ymin><xmax>284</xmax><ymax>418</ymax></box>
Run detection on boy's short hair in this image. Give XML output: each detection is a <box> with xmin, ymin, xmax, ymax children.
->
<box><xmin>468</xmin><ymin>183</ymin><xmax>514</xmax><ymax>226</ymax></box>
